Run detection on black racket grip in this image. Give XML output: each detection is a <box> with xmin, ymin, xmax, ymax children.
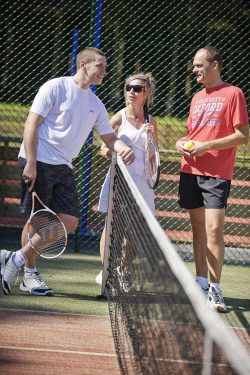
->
<box><xmin>20</xmin><ymin>181</ymin><xmax>32</xmax><ymax>213</ymax></box>
<box><xmin>143</xmin><ymin>103</ymin><xmax>149</xmax><ymax>124</ymax></box>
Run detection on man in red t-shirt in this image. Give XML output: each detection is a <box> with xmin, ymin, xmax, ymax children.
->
<box><xmin>176</xmin><ymin>45</ymin><xmax>249</xmax><ymax>312</ymax></box>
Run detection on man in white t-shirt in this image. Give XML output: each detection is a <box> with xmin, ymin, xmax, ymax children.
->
<box><xmin>0</xmin><ymin>47</ymin><xmax>135</xmax><ymax>296</ymax></box>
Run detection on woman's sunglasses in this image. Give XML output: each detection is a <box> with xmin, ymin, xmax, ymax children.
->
<box><xmin>125</xmin><ymin>84</ymin><xmax>145</xmax><ymax>93</ymax></box>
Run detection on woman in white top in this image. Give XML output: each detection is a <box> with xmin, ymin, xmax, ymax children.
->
<box><xmin>96</xmin><ymin>72</ymin><xmax>158</xmax><ymax>285</ymax></box>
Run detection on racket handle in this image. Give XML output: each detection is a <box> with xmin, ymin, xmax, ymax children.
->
<box><xmin>20</xmin><ymin>182</ymin><xmax>31</xmax><ymax>213</ymax></box>
<box><xmin>143</xmin><ymin>103</ymin><xmax>149</xmax><ymax>124</ymax></box>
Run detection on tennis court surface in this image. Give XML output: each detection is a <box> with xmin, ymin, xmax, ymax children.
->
<box><xmin>0</xmin><ymin>157</ymin><xmax>249</xmax><ymax>375</ymax></box>
<box><xmin>0</xmin><ymin>309</ymin><xmax>120</xmax><ymax>375</ymax></box>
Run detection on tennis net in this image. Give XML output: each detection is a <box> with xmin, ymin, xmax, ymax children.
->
<box><xmin>101</xmin><ymin>156</ymin><xmax>250</xmax><ymax>375</ymax></box>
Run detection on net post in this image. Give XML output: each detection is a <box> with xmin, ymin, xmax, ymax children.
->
<box><xmin>101</xmin><ymin>152</ymin><xmax>117</xmax><ymax>295</ymax></box>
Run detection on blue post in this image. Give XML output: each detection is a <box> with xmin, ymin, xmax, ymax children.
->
<box><xmin>71</xmin><ymin>28</ymin><xmax>79</xmax><ymax>75</ymax></box>
<box><xmin>80</xmin><ymin>0</ymin><xmax>103</xmax><ymax>237</ymax></box>
<box><xmin>71</xmin><ymin>29</ymin><xmax>80</xmax><ymax>247</ymax></box>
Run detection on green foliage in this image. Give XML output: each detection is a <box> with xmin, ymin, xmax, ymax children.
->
<box><xmin>0</xmin><ymin>102</ymin><xmax>27</xmax><ymax>137</ymax></box>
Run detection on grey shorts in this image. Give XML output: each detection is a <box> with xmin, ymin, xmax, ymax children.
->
<box><xmin>178</xmin><ymin>172</ymin><xmax>231</xmax><ymax>209</ymax></box>
<box><xmin>19</xmin><ymin>158</ymin><xmax>78</xmax><ymax>217</ymax></box>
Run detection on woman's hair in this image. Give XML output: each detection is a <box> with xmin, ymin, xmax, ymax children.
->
<box><xmin>124</xmin><ymin>72</ymin><xmax>156</xmax><ymax>106</ymax></box>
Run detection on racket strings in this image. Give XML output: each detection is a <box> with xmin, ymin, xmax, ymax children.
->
<box><xmin>28</xmin><ymin>211</ymin><xmax>67</xmax><ymax>256</ymax></box>
<box><xmin>147</xmin><ymin>142</ymin><xmax>157</xmax><ymax>175</ymax></box>
<box><xmin>146</xmin><ymin>140</ymin><xmax>157</xmax><ymax>177</ymax></box>
<box><xmin>145</xmin><ymin>133</ymin><xmax>160</xmax><ymax>189</ymax></box>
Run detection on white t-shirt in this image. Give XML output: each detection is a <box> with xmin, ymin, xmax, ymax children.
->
<box><xmin>118</xmin><ymin>108</ymin><xmax>146</xmax><ymax>177</ymax></box>
<box><xmin>98</xmin><ymin>108</ymin><xmax>155</xmax><ymax>214</ymax></box>
<box><xmin>19</xmin><ymin>77</ymin><xmax>114</xmax><ymax>167</ymax></box>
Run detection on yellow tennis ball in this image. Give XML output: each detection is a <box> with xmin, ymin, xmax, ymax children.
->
<box><xmin>184</xmin><ymin>141</ymin><xmax>195</xmax><ymax>150</ymax></box>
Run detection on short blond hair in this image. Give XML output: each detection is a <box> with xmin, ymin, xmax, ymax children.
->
<box><xmin>124</xmin><ymin>72</ymin><xmax>155</xmax><ymax>106</ymax></box>
<box><xmin>76</xmin><ymin>47</ymin><xmax>106</xmax><ymax>69</ymax></box>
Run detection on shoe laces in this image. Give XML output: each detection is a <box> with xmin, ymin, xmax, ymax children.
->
<box><xmin>211</xmin><ymin>287</ymin><xmax>223</xmax><ymax>304</ymax></box>
<box><xmin>14</xmin><ymin>268</ymin><xmax>20</xmax><ymax>287</ymax></box>
<box><xmin>26</xmin><ymin>272</ymin><xmax>46</xmax><ymax>286</ymax></box>
<box><xmin>116</xmin><ymin>266</ymin><xmax>131</xmax><ymax>291</ymax></box>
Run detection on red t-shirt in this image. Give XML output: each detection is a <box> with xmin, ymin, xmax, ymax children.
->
<box><xmin>181</xmin><ymin>83</ymin><xmax>249</xmax><ymax>180</ymax></box>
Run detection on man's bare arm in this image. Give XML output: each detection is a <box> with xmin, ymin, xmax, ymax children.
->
<box><xmin>190</xmin><ymin>125</ymin><xmax>249</xmax><ymax>157</ymax></box>
<box><xmin>22</xmin><ymin>112</ymin><xmax>44</xmax><ymax>190</ymax></box>
<box><xmin>100</xmin><ymin>132</ymin><xmax>135</xmax><ymax>165</ymax></box>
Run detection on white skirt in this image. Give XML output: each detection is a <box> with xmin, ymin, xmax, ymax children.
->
<box><xmin>98</xmin><ymin>169</ymin><xmax>155</xmax><ymax>214</ymax></box>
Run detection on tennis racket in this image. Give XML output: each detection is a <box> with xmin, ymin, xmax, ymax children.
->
<box><xmin>26</xmin><ymin>185</ymin><xmax>67</xmax><ymax>259</ymax></box>
<box><xmin>144</xmin><ymin>103</ymin><xmax>160</xmax><ymax>189</ymax></box>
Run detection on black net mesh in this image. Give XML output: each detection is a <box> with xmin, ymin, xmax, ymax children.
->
<box><xmin>104</xmin><ymin>160</ymin><xmax>249</xmax><ymax>375</ymax></box>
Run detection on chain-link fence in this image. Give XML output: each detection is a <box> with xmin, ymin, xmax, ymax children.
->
<box><xmin>0</xmin><ymin>0</ymin><xmax>249</xmax><ymax>264</ymax></box>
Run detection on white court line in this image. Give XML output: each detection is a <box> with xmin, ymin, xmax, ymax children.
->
<box><xmin>0</xmin><ymin>307</ymin><xmax>108</xmax><ymax>318</ymax></box>
<box><xmin>0</xmin><ymin>345</ymin><xmax>232</xmax><ymax>369</ymax></box>
<box><xmin>0</xmin><ymin>346</ymin><xmax>228</xmax><ymax>367</ymax></box>
<box><xmin>0</xmin><ymin>345</ymin><xmax>117</xmax><ymax>357</ymax></box>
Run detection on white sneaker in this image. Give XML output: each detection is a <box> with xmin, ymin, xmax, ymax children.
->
<box><xmin>116</xmin><ymin>266</ymin><xmax>131</xmax><ymax>293</ymax></box>
<box><xmin>196</xmin><ymin>280</ymin><xmax>209</xmax><ymax>297</ymax></box>
<box><xmin>207</xmin><ymin>286</ymin><xmax>227</xmax><ymax>313</ymax></box>
<box><xmin>20</xmin><ymin>272</ymin><xmax>54</xmax><ymax>296</ymax></box>
<box><xmin>202</xmin><ymin>286</ymin><xmax>210</xmax><ymax>297</ymax></box>
<box><xmin>95</xmin><ymin>270</ymin><xmax>103</xmax><ymax>285</ymax></box>
<box><xmin>0</xmin><ymin>250</ymin><xmax>20</xmax><ymax>295</ymax></box>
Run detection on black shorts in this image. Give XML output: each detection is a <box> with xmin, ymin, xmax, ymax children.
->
<box><xmin>178</xmin><ymin>172</ymin><xmax>231</xmax><ymax>209</ymax></box>
<box><xmin>19</xmin><ymin>158</ymin><xmax>78</xmax><ymax>217</ymax></box>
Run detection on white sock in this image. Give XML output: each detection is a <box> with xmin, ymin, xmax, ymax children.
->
<box><xmin>210</xmin><ymin>283</ymin><xmax>221</xmax><ymax>292</ymax></box>
<box><xmin>24</xmin><ymin>267</ymin><xmax>37</xmax><ymax>276</ymax></box>
<box><xmin>196</xmin><ymin>276</ymin><xmax>209</xmax><ymax>290</ymax></box>
<box><xmin>12</xmin><ymin>250</ymin><xmax>27</xmax><ymax>268</ymax></box>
